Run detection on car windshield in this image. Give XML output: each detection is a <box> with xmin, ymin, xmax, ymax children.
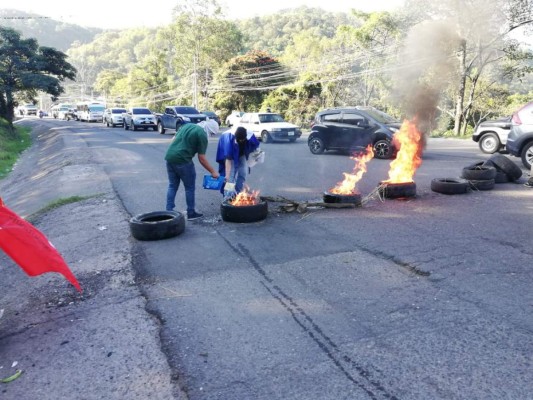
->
<box><xmin>88</xmin><ymin>105</ymin><xmax>105</xmax><ymax>112</ymax></box>
<box><xmin>175</xmin><ymin>107</ymin><xmax>200</xmax><ymax>114</ymax></box>
<box><xmin>202</xmin><ymin>111</ymin><xmax>215</xmax><ymax>117</ymax></box>
<box><xmin>112</xmin><ymin>109</ymin><xmax>127</xmax><ymax>114</ymax></box>
<box><xmin>133</xmin><ymin>108</ymin><xmax>152</xmax><ymax>114</ymax></box>
<box><xmin>362</xmin><ymin>109</ymin><xmax>398</xmax><ymax>124</ymax></box>
<box><xmin>259</xmin><ymin>114</ymin><xmax>285</xmax><ymax>123</ymax></box>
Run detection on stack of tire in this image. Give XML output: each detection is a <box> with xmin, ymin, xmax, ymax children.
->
<box><xmin>431</xmin><ymin>154</ymin><xmax>522</xmax><ymax>195</ymax></box>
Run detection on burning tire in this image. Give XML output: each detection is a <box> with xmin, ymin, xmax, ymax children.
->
<box><xmin>486</xmin><ymin>154</ymin><xmax>522</xmax><ymax>181</ymax></box>
<box><xmin>378</xmin><ymin>181</ymin><xmax>416</xmax><ymax>199</ymax></box>
<box><xmin>220</xmin><ymin>201</ymin><xmax>268</xmax><ymax>223</ymax></box>
<box><xmin>373</xmin><ymin>140</ymin><xmax>394</xmax><ymax>159</ymax></box>
<box><xmin>461</xmin><ymin>165</ymin><xmax>497</xmax><ymax>181</ymax></box>
<box><xmin>323</xmin><ymin>192</ymin><xmax>362</xmax><ymax>206</ymax></box>
<box><xmin>430</xmin><ymin>178</ymin><xmax>469</xmax><ymax>195</ymax></box>
<box><xmin>467</xmin><ymin>179</ymin><xmax>495</xmax><ymax>191</ymax></box>
<box><xmin>129</xmin><ymin>211</ymin><xmax>185</xmax><ymax>241</ymax></box>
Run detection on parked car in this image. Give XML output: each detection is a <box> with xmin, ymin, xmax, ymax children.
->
<box><xmin>103</xmin><ymin>107</ymin><xmax>127</xmax><ymax>127</ymax></box>
<box><xmin>237</xmin><ymin>112</ymin><xmax>302</xmax><ymax>143</ymax></box>
<box><xmin>123</xmin><ymin>107</ymin><xmax>157</xmax><ymax>131</ymax></box>
<box><xmin>225</xmin><ymin>111</ymin><xmax>244</xmax><ymax>127</ymax></box>
<box><xmin>156</xmin><ymin>106</ymin><xmax>206</xmax><ymax>134</ymax></box>
<box><xmin>18</xmin><ymin>104</ymin><xmax>38</xmax><ymax>116</ymax></box>
<box><xmin>307</xmin><ymin>107</ymin><xmax>399</xmax><ymax>158</ymax></box>
<box><xmin>506</xmin><ymin>101</ymin><xmax>533</xmax><ymax>169</ymax></box>
<box><xmin>472</xmin><ymin>116</ymin><xmax>511</xmax><ymax>154</ymax></box>
<box><xmin>201</xmin><ymin>110</ymin><xmax>221</xmax><ymax>126</ymax></box>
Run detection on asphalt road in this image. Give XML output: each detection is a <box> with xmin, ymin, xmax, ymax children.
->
<box><xmin>16</xmin><ymin>119</ymin><xmax>533</xmax><ymax>399</ymax></box>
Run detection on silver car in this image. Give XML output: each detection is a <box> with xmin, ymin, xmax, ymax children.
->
<box><xmin>472</xmin><ymin>116</ymin><xmax>511</xmax><ymax>154</ymax></box>
<box><xmin>103</xmin><ymin>108</ymin><xmax>127</xmax><ymax>128</ymax></box>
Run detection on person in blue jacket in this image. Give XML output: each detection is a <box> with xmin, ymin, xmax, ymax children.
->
<box><xmin>216</xmin><ymin>126</ymin><xmax>260</xmax><ymax>196</ymax></box>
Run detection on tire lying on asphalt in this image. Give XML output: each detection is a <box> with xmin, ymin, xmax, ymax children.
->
<box><xmin>129</xmin><ymin>211</ymin><xmax>185</xmax><ymax>241</ymax></box>
<box><xmin>461</xmin><ymin>165</ymin><xmax>497</xmax><ymax>181</ymax></box>
<box><xmin>220</xmin><ymin>201</ymin><xmax>268</xmax><ymax>223</ymax></box>
<box><xmin>486</xmin><ymin>154</ymin><xmax>522</xmax><ymax>181</ymax></box>
<box><xmin>467</xmin><ymin>179</ymin><xmax>495</xmax><ymax>191</ymax></box>
<box><xmin>431</xmin><ymin>178</ymin><xmax>469</xmax><ymax>195</ymax></box>
<box><xmin>378</xmin><ymin>181</ymin><xmax>417</xmax><ymax>198</ymax></box>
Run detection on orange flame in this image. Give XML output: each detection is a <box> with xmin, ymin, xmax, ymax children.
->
<box><xmin>330</xmin><ymin>145</ymin><xmax>374</xmax><ymax>195</ymax></box>
<box><xmin>230</xmin><ymin>186</ymin><xmax>260</xmax><ymax>206</ymax></box>
<box><xmin>384</xmin><ymin>119</ymin><xmax>422</xmax><ymax>184</ymax></box>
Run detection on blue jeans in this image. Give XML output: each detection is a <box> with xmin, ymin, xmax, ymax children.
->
<box><xmin>166</xmin><ymin>161</ymin><xmax>196</xmax><ymax>213</ymax></box>
<box><xmin>223</xmin><ymin>155</ymin><xmax>248</xmax><ymax>197</ymax></box>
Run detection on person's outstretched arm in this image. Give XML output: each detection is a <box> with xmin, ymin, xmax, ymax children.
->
<box><xmin>198</xmin><ymin>154</ymin><xmax>219</xmax><ymax>179</ymax></box>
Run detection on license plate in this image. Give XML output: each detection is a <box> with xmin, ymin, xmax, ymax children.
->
<box><xmin>288</xmin><ymin>131</ymin><xmax>294</xmax><ymax>136</ymax></box>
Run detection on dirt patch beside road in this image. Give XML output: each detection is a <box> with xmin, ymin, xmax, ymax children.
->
<box><xmin>0</xmin><ymin>121</ymin><xmax>181</xmax><ymax>399</ymax></box>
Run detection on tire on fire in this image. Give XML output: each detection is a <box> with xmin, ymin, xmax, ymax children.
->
<box><xmin>379</xmin><ymin>182</ymin><xmax>417</xmax><ymax>198</ymax></box>
<box><xmin>431</xmin><ymin>178</ymin><xmax>469</xmax><ymax>195</ymax></box>
<box><xmin>220</xmin><ymin>201</ymin><xmax>268</xmax><ymax>223</ymax></box>
<box><xmin>323</xmin><ymin>192</ymin><xmax>362</xmax><ymax>206</ymax></box>
<box><xmin>129</xmin><ymin>211</ymin><xmax>185</xmax><ymax>241</ymax></box>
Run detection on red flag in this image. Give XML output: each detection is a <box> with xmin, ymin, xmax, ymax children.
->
<box><xmin>0</xmin><ymin>198</ymin><xmax>82</xmax><ymax>292</ymax></box>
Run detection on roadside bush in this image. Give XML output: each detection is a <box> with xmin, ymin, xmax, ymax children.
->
<box><xmin>0</xmin><ymin>118</ymin><xmax>31</xmax><ymax>179</ymax></box>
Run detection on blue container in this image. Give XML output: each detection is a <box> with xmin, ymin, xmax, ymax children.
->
<box><xmin>203</xmin><ymin>175</ymin><xmax>224</xmax><ymax>190</ymax></box>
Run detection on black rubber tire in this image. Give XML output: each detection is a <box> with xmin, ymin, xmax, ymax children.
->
<box><xmin>373</xmin><ymin>140</ymin><xmax>394</xmax><ymax>159</ymax></box>
<box><xmin>487</xmin><ymin>154</ymin><xmax>522</xmax><ymax>181</ymax></box>
<box><xmin>131</xmin><ymin>123</ymin><xmax>137</xmax><ymax>131</ymax></box>
<box><xmin>461</xmin><ymin>165</ymin><xmax>497</xmax><ymax>180</ymax></box>
<box><xmin>124</xmin><ymin>121</ymin><xmax>129</xmax><ymax>130</ymax></box>
<box><xmin>494</xmin><ymin>170</ymin><xmax>510</xmax><ymax>183</ymax></box>
<box><xmin>323</xmin><ymin>192</ymin><xmax>362</xmax><ymax>205</ymax></box>
<box><xmin>158</xmin><ymin>122</ymin><xmax>166</xmax><ymax>134</ymax></box>
<box><xmin>378</xmin><ymin>181</ymin><xmax>417</xmax><ymax>198</ymax></box>
<box><xmin>308</xmin><ymin>137</ymin><xmax>325</xmax><ymax>154</ymax></box>
<box><xmin>520</xmin><ymin>141</ymin><xmax>533</xmax><ymax>170</ymax></box>
<box><xmin>467</xmin><ymin>179</ymin><xmax>495</xmax><ymax>191</ymax></box>
<box><xmin>431</xmin><ymin>178</ymin><xmax>469</xmax><ymax>195</ymax></box>
<box><xmin>261</xmin><ymin>130</ymin><xmax>272</xmax><ymax>143</ymax></box>
<box><xmin>220</xmin><ymin>201</ymin><xmax>268</xmax><ymax>223</ymax></box>
<box><xmin>129</xmin><ymin>211</ymin><xmax>185</xmax><ymax>241</ymax></box>
<box><xmin>479</xmin><ymin>132</ymin><xmax>500</xmax><ymax>154</ymax></box>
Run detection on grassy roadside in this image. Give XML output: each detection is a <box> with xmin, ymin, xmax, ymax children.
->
<box><xmin>0</xmin><ymin>118</ymin><xmax>31</xmax><ymax>179</ymax></box>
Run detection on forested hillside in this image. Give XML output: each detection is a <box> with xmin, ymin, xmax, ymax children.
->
<box><xmin>0</xmin><ymin>9</ymin><xmax>101</xmax><ymax>51</ymax></box>
<box><xmin>1</xmin><ymin>1</ymin><xmax>532</xmax><ymax>134</ymax></box>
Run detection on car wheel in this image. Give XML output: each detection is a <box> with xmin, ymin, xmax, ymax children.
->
<box><xmin>487</xmin><ymin>154</ymin><xmax>522</xmax><ymax>181</ymax></box>
<box><xmin>431</xmin><ymin>178</ymin><xmax>469</xmax><ymax>195</ymax></box>
<box><xmin>373</xmin><ymin>140</ymin><xmax>393</xmax><ymax>159</ymax></box>
<box><xmin>158</xmin><ymin>122</ymin><xmax>165</xmax><ymax>134</ymax></box>
<box><xmin>308</xmin><ymin>137</ymin><xmax>325</xmax><ymax>154</ymax></box>
<box><xmin>129</xmin><ymin>211</ymin><xmax>185</xmax><ymax>241</ymax></box>
<box><xmin>479</xmin><ymin>133</ymin><xmax>500</xmax><ymax>154</ymax></box>
<box><xmin>124</xmin><ymin>120</ymin><xmax>129</xmax><ymax>130</ymax></box>
<box><xmin>520</xmin><ymin>141</ymin><xmax>533</xmax><ymax>170</ymax></box>
<box><xmin>131</xmin><ymin>123</ymin><xmax>137</xmax><ymax>131</ymax></box>
<box><xmin>261</xmin><ymin>130</ymin><xmax>272</xmax><ymax>143</ymax></box>
<box><xmin>220</xmin><ymin>201</ymin><xmax>268</xmax><ymax>223</ymax></box>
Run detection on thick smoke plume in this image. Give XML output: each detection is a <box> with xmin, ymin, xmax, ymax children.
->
<box><xmin>392</xmin><ymin>20</ymin><xmax>462</xmax><ymax>136</ymax></box>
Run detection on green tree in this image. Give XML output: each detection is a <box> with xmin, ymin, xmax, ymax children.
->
<box><xmin>213</xmin><ymin>50</ymin><xmax>289</xmax><ymax>119</ymax></box>
<box><xmin>158</xmin><ymin>0</ymin><xmax>243</xmax><ymax>108</ymax></box>
<box><xmin>0</xmin><ymin>27</ymin><xmax>76</xmax><ymax>123</ymax></box>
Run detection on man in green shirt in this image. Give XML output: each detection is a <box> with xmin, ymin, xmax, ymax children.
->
<box><xmin>165</xmin><ymin>118</ymin><xmax>219</xmax><ymax>220</ymax></box>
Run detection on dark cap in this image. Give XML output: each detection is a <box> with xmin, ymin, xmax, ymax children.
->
<box><xmin>235</xmin><ymin>127</ymin><xmax>247</xmax><ymax>142</ymax></box>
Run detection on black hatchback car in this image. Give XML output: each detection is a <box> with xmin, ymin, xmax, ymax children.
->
<box><xmin>308</xmin><ymin>107</ymin><xmax>400</xmax><ymax>158</ymax></box>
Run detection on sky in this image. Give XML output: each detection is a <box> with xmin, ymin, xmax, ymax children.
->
<box><xmin>11</xmin><ymin>0</ymin><xmax>406</xmax><ymax>30</ymax></box>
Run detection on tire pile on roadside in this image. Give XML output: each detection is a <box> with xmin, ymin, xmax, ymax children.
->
<box><xmin>431</xmin><ymin>154</ymin><xmax>523</xmax><ymax>195</ymax></box>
